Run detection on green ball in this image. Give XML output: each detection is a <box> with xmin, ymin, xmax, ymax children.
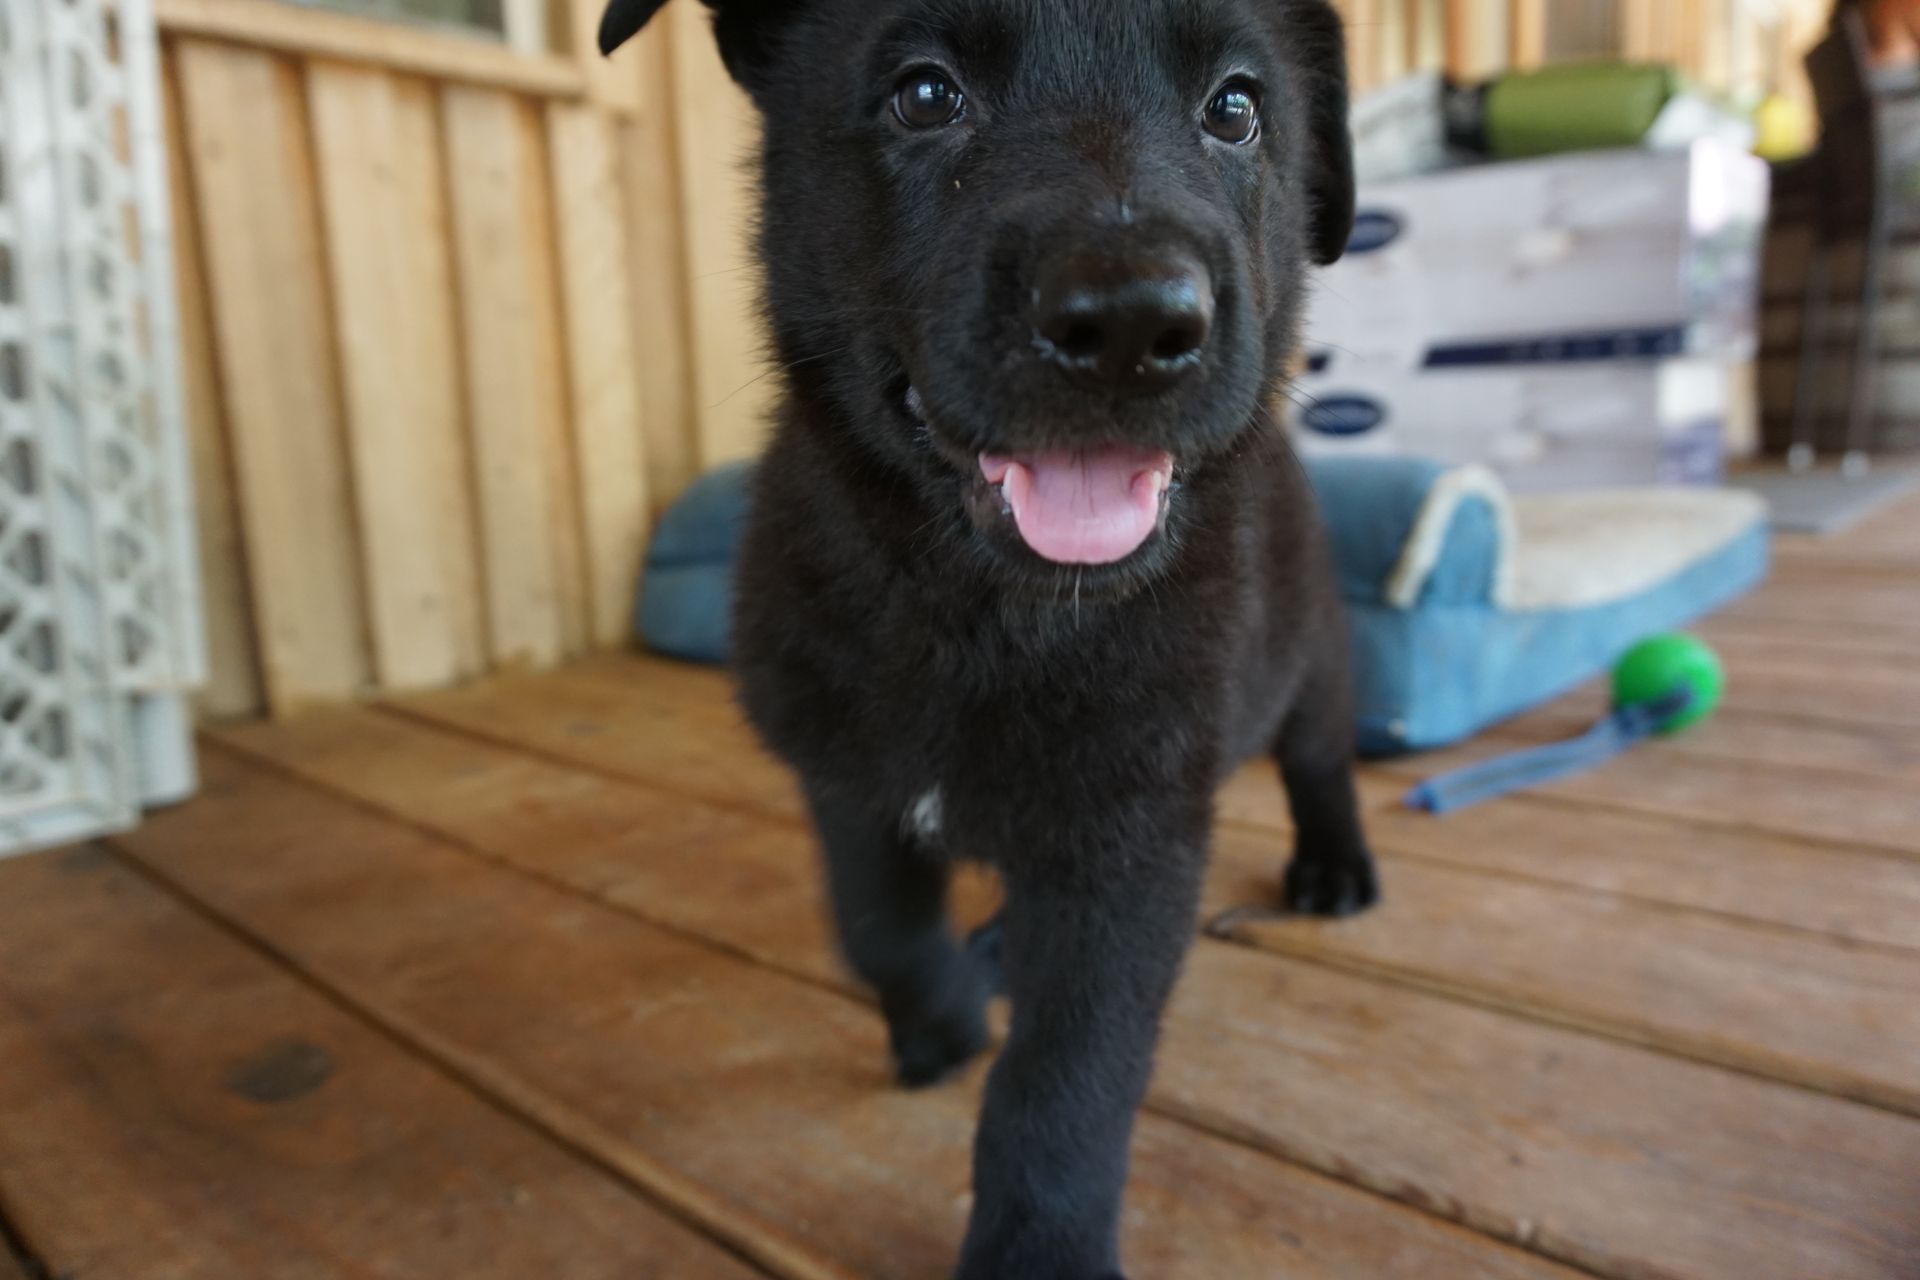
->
<box><xmin>1612</xmin><ymin>634</ymin><xmax>1724</xmax><ymax>735</ymax></box>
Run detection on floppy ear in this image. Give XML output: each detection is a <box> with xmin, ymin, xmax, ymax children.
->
<box><xmin>599</xmin><ymin>0</ymin><xmax>792</xmax><ymax>96</ymax></box>
<box><xmin>1290</xmin><ymin>0</ymin><xmax>1357</xmax><ymax>265</ymax></box>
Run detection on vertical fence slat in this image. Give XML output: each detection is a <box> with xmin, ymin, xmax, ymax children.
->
<box><xmin>174</xmin><ymin>40</ymin><xmax>370</xmax><ymax>712</ymax></box>
<box><xmin>1510</xmin><ymin>0</ymin><xmax>1548</xmax><ymax>70</ymax></box>
<box><xmin>548</xmin><ymin>101</ymin><xmax>649</xmax><ymax>648</ymax></box>
<box><xmin>621</xmin><ymin>20</ymin><xmax>699</xmax><ymax>517</ymax></box>
<box><xmin>308</xmin><ymin>61</ymin><xmax>487</xmax><ymax>690</ymax></box>
<box><xmin>442</xmin><ymin>85</ymin><xmax>582</xmax><ymax>668</ymax></box>
<box><xmin>665</xmin><ymin>0</ymin><xmax>772</xmax><ymax>470</ymax></box>
<box><xmin>161</xmin><ymin>43</ymin><xmax>262</xmax><ymax>720</ymax></box>
<box><xmin>1444</xmin><ymin>0</ymin><xmax>1510</xmax><ymax>80</ymax></box>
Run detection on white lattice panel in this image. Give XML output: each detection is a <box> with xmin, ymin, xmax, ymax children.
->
<box><xmin>0</xmin><ymin>0</ymin><xmax>204</xmax><ymax>856</ymax></box>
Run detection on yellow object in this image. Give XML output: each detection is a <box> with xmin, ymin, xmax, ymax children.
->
<box><xmin>1754</xmin><ymin>92</ymin><xmax>1817</xmax><ymax>162</ymax></box>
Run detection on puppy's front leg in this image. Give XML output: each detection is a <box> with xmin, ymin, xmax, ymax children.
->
<box><xmin>805</xmin><ymin>783</ymin><xmax>994</xmax><ymax>1087</ymax></box>
<box><xmin>956</xmin><ymin>815</ymin><xmax>1206</xmax><ymax>1280</ymax></box>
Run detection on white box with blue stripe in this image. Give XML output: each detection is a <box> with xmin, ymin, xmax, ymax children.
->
<box><xmin>1292</xmin><ymin>139</ymin><xmax>1770</xmax><ymax>492</ymax></box>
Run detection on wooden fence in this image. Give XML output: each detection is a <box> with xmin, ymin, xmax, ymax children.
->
<box><xmin>161</xmin><ymin>0</ymin><xmax>1832</xmax><ymax>719</ymax></box>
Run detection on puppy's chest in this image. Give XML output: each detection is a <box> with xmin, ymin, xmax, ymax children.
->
<box><xmin>873</xmin><ymin>672</ymin><xmax>1220</xmax><ymax>859</ymax></box>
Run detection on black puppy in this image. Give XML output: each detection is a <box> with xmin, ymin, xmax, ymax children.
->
<box><xmin>600</xmin><ymin>1</ymin><xmax>1378</xmax><ymax>1275</ymax></box>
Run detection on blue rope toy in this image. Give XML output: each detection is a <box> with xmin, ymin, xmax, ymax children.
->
<box><xmin>1406</xmin><ymin>634</ymin><xmax>1725</xmax><ymax>815</ymax></box>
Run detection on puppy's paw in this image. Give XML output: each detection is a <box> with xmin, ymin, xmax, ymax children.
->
<box><xmin>890</xmin><ymin>1000</ymin><xmax>989</xmax><ymax>1089</ymax></box>
<box><xmin>1281</xmin><ymin>852</ymin><xmax>1381</xmax><ymax>918</ymax></box>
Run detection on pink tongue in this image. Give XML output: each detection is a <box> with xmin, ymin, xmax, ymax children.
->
<box><xmin>984</xmin><ymin>446</ymin><xmax>1174</xmax><ymax>566</ymax></box>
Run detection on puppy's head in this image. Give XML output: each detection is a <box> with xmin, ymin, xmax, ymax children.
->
<box><xmin>605</xmin><ymin>0</ymin><xmax>1354</xmax><ymax>590</ymax></box>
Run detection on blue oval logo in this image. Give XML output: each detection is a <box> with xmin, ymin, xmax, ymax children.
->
<box><xmin>1301</xmin><ymin>395</ymin><xmax>1387</xmax><ymax>437</ymax></box>
<box><xmin>1346</xmin><ymin>211</ymin><xmax>1403</xmax><ymax>256</ymax></box>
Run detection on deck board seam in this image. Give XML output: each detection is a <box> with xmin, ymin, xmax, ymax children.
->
<box><xmin>1204</xmin><ymin>932</ymin><xmax>1920</xmax><ymax>1119</ymax></box>
<box><xmin>1412</xmin><ymin>782</ymin><xmax>1920</xmax><ymax>865</ymax></box>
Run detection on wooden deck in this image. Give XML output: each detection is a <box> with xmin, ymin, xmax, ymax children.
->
<box><xmin>5</xmin><ymin>492</ymin><xmax>1920</xmax><ymax>1280</ymax></box>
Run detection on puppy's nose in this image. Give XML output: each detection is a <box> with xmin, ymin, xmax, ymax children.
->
<box><xmin>1033</xmin><ymin>250</ymin><xmax>1215</xmax><ymax>393</ymax></box>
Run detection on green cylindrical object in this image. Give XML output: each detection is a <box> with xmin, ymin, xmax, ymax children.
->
<box><xmin>1612</xmin><ymin>634</ymin><xmax>1724</xmax><ymax>735</ymax></box>
<box><xmin>1483</xmin><ymin>62</ymin><xmax>1680</xmax><ymax>160</ymax></box>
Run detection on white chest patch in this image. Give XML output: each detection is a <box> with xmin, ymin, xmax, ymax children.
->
<box><xmin>904</xmin><ymin>787</ymin><xmax>945</xmax><ymax>842</ymax></box>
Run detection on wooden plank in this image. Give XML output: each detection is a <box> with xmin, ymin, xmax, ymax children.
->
<box><xmin>1204</xmin><ymin>830</ymin><xmax>1920</xmax><ymax>1116</ymax></box>
<box><xmin>128</xmin><ymin>747</ymin><xmax>1583</xmax><ymax>1280</ymax></box>
<box><xmin>393</xmin><ymin>653</ymin><xmax>1920</xmax><ymax>946</ymax></box>
<box><xmin>306</xmin><ymin>63</ymin><xmax>487</xmax><ymax>689</ymax></box>
<box><xmin>395</xmin><ymin>657</ymin><xmax>809</xmax><ymax>819</ymax></box>
<box><xmin>1690</xmin><ymin>624</ymin><xmax>1920</xmax><ymax>714</ymax></box>
<box><xmin>1698</xmin><ymin>609</ymin><xmax>1920</xmax><ymax>651</ymax></box>
<box><xmin>388</xmin><ymin>654</ymin><xmax>1400</xmax><ymax>825</ymax></box>
<box><xmin>160</xmin><ymin>46</ymin><xmax>262</xmax><ymax>720</ymax></box>
<box><xmin>383</xmin><ymin>674</ymin><xmax>1920</xmax><ymax>1115</ymax></box>
<box><xmin>1721</xmin><ymin>567</ymin><xmax>1920</xmax><ymax>638</ymax></box>
<box><xmin>1443</xmin><ymin>0</ymin><xmax>1508</xmax><ymax>79</ymax></box>
<box><xmin>442</xmin><ymin>86</ymin><xmax>586</xmax><ymax>667</ymax></box>
<box><xmin>1341</xmin><ymin>0</ymin><xmax>1383</xmax><ymax>95</ymax></box>
<box><xmin>1410</xmin><ymin>0</ymin><xmax>1447</xmax><ymax>73</ymax></box>
<box><xmin>1386</xmin><ymin>726</ymin><xmax>1920</xmax><ymax>860</ymax></box>
<box><xmin>156</xmin><ymin>0</ymin><xmax>587</xmax><ymax>98</ymax></box>
<box><xmin>1801</xmin><ymin>489</ymin><xmax>1920</xmax><ymax>563</ymax></box>
<box><xmin>0</xmin><ymin>847</ymin><xmax>773</xmax><ymax>1280</ymax></box>
<box><xmin>621</xmin><ymin>21</ymin><xmax>700</xmax><ymax>516</ymax></box>
<box><xmin>665</xmin><ymin>0</ymin><xmax>774</xmax><ymax>469</ymax></box>
<box><xmin>173</xmin><ymin>41</ymin><xmax>370</xmax><ymax>711</ymax></box>
<box><xmin>1357</xmin><ymin>796</ymin><xmax>1920</xmax><ymax>952</ymax></box>
<box><xmin>209</xmin><ymin>709</ymin><xmax>1920</xmax><ymax>1280</ymax></box>
<box><xmin>1509</xmin><ymin>0</ymin><xmax>1548</xmax><ymax>68</ymax></box>
<box><xmin>1773</xmin><ymin>539</ymin><xmax>1920</xmax><ymax>577</ymax></box>
<box><xmin>547</xmin><ymin>103</ymin><xmax>651</xmax><ymax>647</ymax></box>
<box><xmin>1376</xmin><ymin>0</ymin><xmax>1411</xmax><ymax>83</ymax></box>
<box><xmin>1621</xmin><ymin>0</ymin><xmax>1659</xmax><ymax>60</ymax></box>
<box><xmin>1465</xmin><ymin>676</ymin><xmax>1920</xmax><ymax>785</ymax></box>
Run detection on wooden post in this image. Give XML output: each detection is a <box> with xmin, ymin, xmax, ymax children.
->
<box><xmin>1445</xmin><ymin>0</ymin><xmax>1509</xmax><ymax>80</ymax></box>
<box><xmin>1510</xmin><ymin>0</ymin><xmax>1548</xmax><ymax>70</ymax></box>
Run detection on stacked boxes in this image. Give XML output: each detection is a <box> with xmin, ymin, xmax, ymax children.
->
<box><xmin>1292</xmin><ymin>139</ymin><xmax>1771</xmax><ymax>491</ymax></box>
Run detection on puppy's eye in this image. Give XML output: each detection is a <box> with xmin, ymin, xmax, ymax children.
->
<box><xmin>893</xmin><ymin>68</ymin><xmax>965</xmax><ymax>129</ymax></box>
<box><xmin>1204</xmin><ymin>80</ymin><xmax>1260</xmax><ymax>145</ymax></box>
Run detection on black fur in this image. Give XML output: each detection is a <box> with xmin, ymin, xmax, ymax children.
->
<box><xmin>604</xmin><ymin>2</ymin><xmax>1377</xmax><ymax>1275</ymax></box>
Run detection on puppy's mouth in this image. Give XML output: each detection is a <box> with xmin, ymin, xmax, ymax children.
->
<box><xmin>978</xmin><ymin>447</ymin><xmax>1174</xmax><ymax>566</ymax></box>
<box><xmin>905</xmin><ymin>384</ymin><xmax>1177</xmax><ymax>568</ymax></box>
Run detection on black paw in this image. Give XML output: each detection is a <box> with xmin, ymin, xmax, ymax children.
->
<box><xmin>890</xmin><ymin>919</ymin><xmax>1006</xmax><ymax>1087</ymax></box>
<box><xmin>1281</xmin><ymin>852</ymin><xmax>1381</xmax><ymax>918</ymax></box>
<box><xmin>891</xmin><ymin>1000</ymin><xmax>989</xmax><ymax>1089</ymax></box>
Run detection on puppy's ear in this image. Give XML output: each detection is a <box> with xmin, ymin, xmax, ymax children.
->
<box><xmin>1290</xmin><ymin>0</ymin><xmax>1357</xmax><ymax>265</ymax></box>
<box><xmin>599</xmin><ymin>0</ymin><xmax>794</xmax><ymax>97</ymax></box>
<box><xmin>597</xmin><ymin>0</ymin><xmax>669</xmax><ymax>56</ymax></box>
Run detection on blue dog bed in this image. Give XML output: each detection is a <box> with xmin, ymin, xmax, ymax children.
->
<box><xmin>637</xmin><ymin>457</ymin><xmax>1768</xmax><ymax>755</ymax></box>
